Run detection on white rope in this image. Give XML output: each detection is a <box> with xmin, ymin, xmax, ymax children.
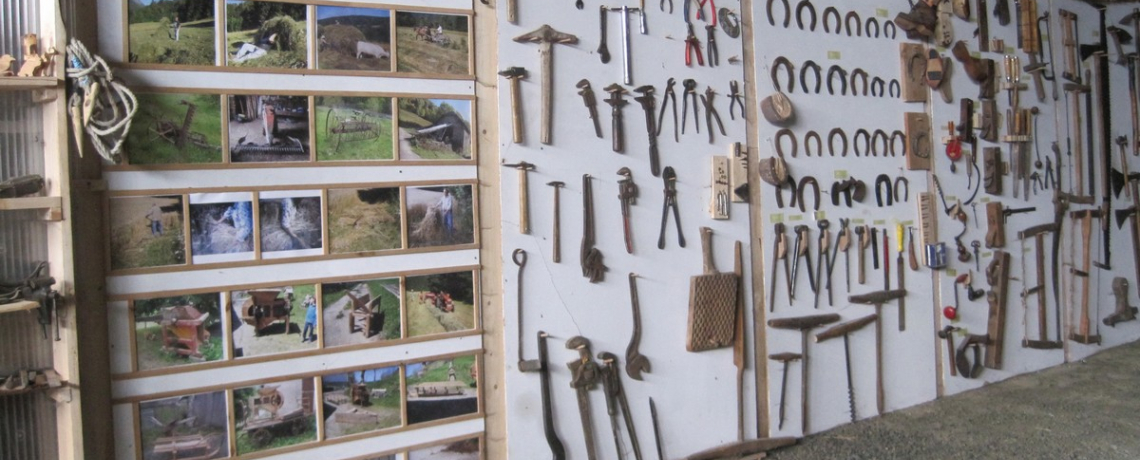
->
<box><xmin>65</xmin><ymin>38</ymin><xmax>137</xmax><ymax>163</ymax></box>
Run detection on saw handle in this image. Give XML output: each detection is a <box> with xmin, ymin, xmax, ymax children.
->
<box><xmin>700</xmin><ymin>226</ymin><xmax>717</xmax><ymax>273</ymax></box>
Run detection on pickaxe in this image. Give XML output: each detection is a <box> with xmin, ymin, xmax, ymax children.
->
<box><xmin>514</xmin><ymin>25</ymin><xmax>579</xmax><ymax>145</ymax></box>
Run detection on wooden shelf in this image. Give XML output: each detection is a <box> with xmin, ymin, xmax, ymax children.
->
<box><xmin>0</xmin><ymin>300</ymin><xmax>39</xmax><ymax>315</ymax></box>
<box><xmin>0</xmin><ymin>196</ymin><xmax>61</xmax><ymax>211</ymax></box>
<box><xmin>0</xmin><ymin>76</ymin><xmax>61</xmax><ymax>91</ymax></box>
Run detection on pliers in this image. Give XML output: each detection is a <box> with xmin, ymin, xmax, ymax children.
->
<box><xmin>701</xmin><ymin>86</ymin><xmax>726</xmax><ymax>143</ymax></box>
<box><xmin>657</xmin><ymin>78</ymin><xmax>679</xmax><ymax>143</ymax></box>
<box><xmin>657</xmin><ymin>167</ymin><xmax>686</xmax><ymax>249</ymax></box>
<box><xmin>706</xmin><ymin>24</ymin><xmax>719</xmax><ymax>67</ymax></box>
<box><xmin>685</xmin><ymin>0</ymin><xmax>717</xmax><ymax>24</ymax></box>
<box><xmin>681</xmin><ymin>79</ymin><xmax>700</xmax><ymax>135</ymax></box>
<box><xmin>728</xmin><ymin>80</ymin><xmax>745</xmax><ymax>121</ymax></box>
<box><xmin>685</xmin><ymin>23</ymin><xmax>704</xmax><ymax>66</ymax></box>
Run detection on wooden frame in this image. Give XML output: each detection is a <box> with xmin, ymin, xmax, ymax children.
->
<box><xmin>120</xmin><ymin>0</ymin><xmax>474</xmax><ymax>80</ymax></box>
<box><xmin>111</xmin><ymin>265</ymin><xmax>481</xmax><ymax>379</ymax></box>
<box><xmin>106</xmin><ymin>87</ymin><xmax>476</xmax><ymax>170</ymax></box>
<box><xmin>103</xmin><ymin>180</ymin><xmax>480</xmax><ymax>276</ymax></box>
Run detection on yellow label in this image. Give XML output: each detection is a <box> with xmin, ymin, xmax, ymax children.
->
<box><xmin>815</xmin><ymin>211</ymin><xmax>826</xmax><ymax>221</ymax></box>
<box><xmin>770</xmin><ymin>214</ymin><xmax>785</xmax><ymax>223</ymax></box>
<box><xmin>789</xmin><ymin>214</ymin><xmax>804</xmax><ymax>222</ymax></box>
<box><xmin>834</xmin><ymin>170</ymin><xmax>849</xmax><ymax>179</ymax></box>
<box><xmin>1005</xmin><ymin>46</ymin><xmax>1015</xmax><ymax>55</ymax></box>
<box><xmin>827</xmin><ymin>51</ymin><xmax>842</xmax><ymax>60</ymax></box>
<box><xmin>971</xmin><ymin>51</ymin><xmax>981</xmax><ymax>59</ymax></box>
<box><xmin>981</xmin><ymin>197</ymin><xmax>991</xmax><ymax>203</ymax></box>
<box><xmin>873</xmin><ymin>220</ymin><xmax>886</xmax><ymax>225</ymax></box>
<box><xmin>946</xmin><ymin>269</ymin><xmax>957</xmax><ymax>277</ymax></box>
<box><xmin>946</xmin><ymin>196</ymin><xmax>957</xmax><ymax>202</ymax></box>
<box><xmin>877</xmin><ymin>8</ymin><xmax>889</xmax><ymax>17</ymax></box>
<box><xmin>852</xmin><ymin>219</ymin><xmax>866</xmax><ymax>224</ymax></box>
<box><xmin>901</xmin><ymin>220</ymin><xmax>914</xmax><ymax>226</ymax></box>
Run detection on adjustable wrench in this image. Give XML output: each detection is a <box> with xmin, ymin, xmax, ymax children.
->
<box><xmin>567</xmin><ymin>336</ymin><xmax>602</xmax><ymax>460</ymax></box>
<box><xmin>599</xmin><ymin>352</ymin><xmax>643</xmax><ymax>460</ymax></box>
<box><xmin>617</xmin><ymin>167</ymin><xmax>639</xmax><ymax>253</ymax></box>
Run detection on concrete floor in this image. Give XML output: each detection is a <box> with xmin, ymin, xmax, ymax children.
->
<box><xmin>769</xmin><ymin>340</ymin><xmax>1140</xmax><ymax>460</ymax></box>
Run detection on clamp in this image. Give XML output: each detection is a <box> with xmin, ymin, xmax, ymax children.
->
<box><xmin>728</xmin><ymin>80</ymin><xmax>745</xmax><ymax>121</ymax></box>
<box><xmin>685</xmin><ymin>23</ymin><xmax>704</xmax><ymax>66</ymax></box>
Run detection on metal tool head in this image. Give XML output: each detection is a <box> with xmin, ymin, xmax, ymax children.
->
<box><xmin>597</xmin><ymin>351</ymin><xmax>618</xmax><ymax>363</ymax></box>
<box><xmin>617</xmin><ymin>167</ymin><xmax>633</xmax><ymax>178</ymax></box>
<box><xmin>818</xmin><ymin>219</ymin><xmax>830</xmax><ymax>231</ymax></box>
<box><xmin>547</xmin><ymin>181</ymin><xmax>565</xmax><ymax>188</ymax></box>
<box><xmin>1108</xmin><ymin>26</ymin><xmax>1134</xmax><ymax>44</ymax></box>
<box><xmin>576</xmin><ymin>78</ymin><xmax>593</xmax><ymax>90</ymax></box>
<box><xmin>603</xmin><ymin>83</ymin><xmax>628</xmax><ymax>95</ymax></box>
<box><xmin>704</xmin><ymin>86</ymin><xmax>717</xmax><ymax>99</ymax></box>
<box><xmin>502</xmin><ymin>160</ymin><xmax>536</xmax><ymax>171</ymax></box>
<box><xmin>514</xmin><ymin>24</ymin><xmax>580</xmax><ymax>45</ymax></box>
<box><xmin>662</xmin><ymin>166</ymin><xmax>677</xmax><ymax>186</ymax></box>
<box><xmin>768</xmin><ymin>352</ymin><xmax>803</xmax><ymax>362</ymax></box>
<box><xmin>498</xmin><ymin>66</ymin><xmax>529</xmax><ymax>79</ymax></box>
<box><xmin>664</xmin><ymin>77</ymin><xmax>677</xmax><ymax>91</ymax></box>
<box><xmin>937</xmin><ymin>325</ymin><xmax>960</xmax><ymax>339</ymax></box>
<box><xmin>1121</xmin><ymin>9</ymin><xmax>1140</xmax><ymax>26</ymax></box>
<box><xmin>633</xmin><ymin>84</ymin><xmax>655</xmax><ymax>95</ymax></box>
<box><xmin>566</xmin><ymin>335</ymin><xmax>591</xmax><ymax>351</ymax></box>
<box><xmin>683</xmin><ymin>78</ymin><xmax>698</xmax><ymax>93</ymax></box>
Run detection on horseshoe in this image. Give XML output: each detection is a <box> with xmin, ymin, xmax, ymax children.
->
<box><xmin>894</xmin><ymin>176</ymin><xmax>910</xmax><ymax>202</ymax></box>
<box><xmin>795</xmin><ymin>0</ymin><xmax>817</xmax><ymax>31</ymax></box>
<box><xmin>772</xmin><ymin>56</ymin><xmax>796</xmax><ymax>93</ymax></box>
<box><xmin>844</xmin><ymin>11</ymin><xmax>862</xmax><ymax>36</ymax></box>
<box><xmin>888</xmin><ymin>79</ymin><xmax>901</xmax><ymax>98</ymax></box>
<box><xmin>874</xmin><ymin>174</ymin><xmax>893</xmax><ymax>207</ymax></box>
<box><xmin>797</xmin><ymin>176</ymin><xmax>821</xmax><ymax>213</ymax></box>
<box><xmin>871</xmin><ymin>129</ymin><xmax>889</xmax><ymax>157</ymax></box>
<box><xmin>822</xmin><ymin>6</ymin><xmax>841</xmax><ymax>33</ymax></box>
<box><xmin>850</xmin><ymin>68</ymin><xmax>869</xmax><ymax>96</ymax></box>
<box><xmin>800</xmin><ymin>60</ymin><xmax>822</xmax><ymax>94</ymax></box>
<box><xmin>870</xmin><ymin>77</ymin><xmax>886</xmax><ymax>97</ymax></box>
<box><xmin>890</xmin><ymin>130</ymin><xmax>906</xmax><ymax>157</ymax></box>
<box><xmin>828</xmin><ymin>128</ymin><xmax>848</xmax><ymax>157</ymax></box>
<box><xmin>776</xmin><ymin>174</ymin><xmax>798</xmax><ymax>209</ymax></box>
<box><xmin>866</xmin><ymin>17</ymin><xmax>880</xmax><ymax>38</ymax></box>
<box><xmin>884</xmin><ymin>20</ymin><xmax>897</xmax><ymax>39</ymax></box>
<box><xmin>804</xmin><ymin>130</ymin><xmax>822</xmax><ymax>157</ymax></box>
<box><xmin>775</xmin><ymin>128</ymin><xmax>798</xmax><ymax>158</ymax></box>
<box><xmin>767</xmin><ymin>0</ymin><xmax>791</xmax><ymax>27</ymax></box>
<box><xmin>853</xmin><ymin>128</ymin><xmax>871</xmax><ymax>157</ymax></box>
<box><xmin>827</xmin><ymin>65</ymin><xmax>848</xmax><ymax>95</ymax></box>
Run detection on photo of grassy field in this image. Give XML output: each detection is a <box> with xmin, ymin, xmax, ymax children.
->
<box><xmin>406</xmin><ymin>271</ymin><xmax>475</xmax><ymax>338</ymax></box>
<box><xmin>327</xmin><ymin>188</ymin><xmax>401</xmax><ymax>254</ymax></box>
<box><xmin>127</xmin><ymin>93</ymin><xmax>223</xmax><ymax>165</ymax></box>
<box><xmin>317</xmin><ymin>6</ymin><xmax>391</xmax><ymax>72</ymax></box>
<box><xmin>398</xmin><ymin>98</ymin><xmax>471</xmax><ymax>160</ymax></box>
<box><xmin>128</xmin><ymin>0</ymin><xmax>216</xmax><ymax>66</ymax></box>
<box><xmin>320</xmin><ymin>278</ymin><xmax>400</xmax><ymax>348</ymax></box>
<box><xmin>109</xmin><ymin>195</ymin><xmax>186</xmax><ymax>270</ymax></box>
<box><xmin>225</xmin><ymin>0</ymin><xmax>307</xmax><ymax>69</ymax></box>
<box><xmin>316</xmin><ymin>96</ymin><xmax>394</xmax><ymax>161</ymax></box>
<box><xmin>395</xmin><ymin>11</ymin><xmax>469</xmax><ymax>75</ymax></box>
<box><xmin>134</xmin><ymin>293</ymin><xmax>223</xmax><ymax>372</ymax></box>
<box><xmin>321</xmin><ymin>366</ymin><xmax>401</xmax><ymax>438</ymax></box>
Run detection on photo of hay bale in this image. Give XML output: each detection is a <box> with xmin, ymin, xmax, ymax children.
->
<box><xmin>258</xmin><ymin>192</ymin><xmax>323</xmax><ymax>257</ymax></box>
<box><xmin>229</xmin><ymin>94</ymin><xmax>310</xmax><ymax>163</ymax></box>
<box><xmin>320</xmin><ymin>278</ymin><xmax>400</xmax><ymax>348</ymax></box>
<box><xmin>406</xmin><ymin>271</ymin><xmax>475</xmax><ymax>338</ymax></box>
<box><xmin>398</xmin><ymin>98</ymin><xmax>471</xmax><ymax>160</ymax></box>
<box><xmin>128</xmin><ymin>0</ymin><xmax>216</xmax><ymax>66</ymax></box>
<box><xmin>139</xmin><ymin>391</ymin><xmax>229</xmax><ymax>460</ymax></box>
<box><xmin>230</xmin><ymin>285</ymin><xmax>316</xmax><ymax>358</ymax></box>
<box><xmin>134</xmin><ymin>293</ymin><xmax>223</xmax><ymax>372</ymax></box>
<box><xmin>109</xmin><ymin>195</ymin><xmax>186</xmax><ymax>270</ymax></box>
<box><xmin>408</xmin><ymin>437</ymin><xmax>480</xmax><ymax>460</ymax></box>
<box><xmin>189</xmin><ymin>193</ymin><xmax>254</xmax><ymax>264</ymax></box>
<box><xmin>317</xmin><ymin>6</ymin><xmax>391</xmax><ymax>72</ymax></box>
<box><xmin>321</xmin><ymin>366</ymin><xmax>401</xmax><ymax>439</ymax></box>
<box><xmin>233</xmin><ymin>379</ymin><xmax>316</xmax><ymax>455</ymax></box>
<box><xmin>327</xmin><ymin>187</ymin><xmax>400</xmax><ymax>254</ymax></box>
<box><xmin>316</xmin><ymin>96</ymin><xmax>394</xmax><ymax>161</ymax></box>
<box><xmin>126</xmin><ymin>93</ymin><xmax>223</xmax><ymax>165</ymax></box>
<box><xmin>225</xmin><ymin>0</ymin><xmax>306</xmax><ymax>68</ymax></box>
<box><xmin>406</xmin><ymin>185</ymin><xmax>473</xmax><ymax>248</ymax></box>
<box><xmin>404</xmin><ymin>355</ymin><xmax>477</xmax><ymax>425</ymax></box>
<box><xmin>394</xmin><ymin>11</ymin><xmax>469</xmax><ymax>75</ymax></box>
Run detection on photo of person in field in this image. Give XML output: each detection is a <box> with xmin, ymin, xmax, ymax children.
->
<box><xmin>225</xmin><ymin>0</ymin><xmax>307</xmax><ymax>69</ymax></box>
<box><xmin>395</xmin><ymin>11</ymin><xmax>469</xmax><ymax>75</ymax></box>
<box><xmin>109</xmin><ymin>195</ymin><xmax>186</xmax><ymax>270</ymax></box>
<box><xmin>189</xmin><ymin>194</ymin><xmax>254</xmax><ymax>263</ymax></box>
<box><xmin>317</xmin><ymin>6</ymin><xmax>391</xmax><ymax>72</ymax></box>
<box><xmin>406</xmin><ymin>185</ymin><xmax>474</xmax><ymax>248</ymax></box>
<box><xmin>128</xmin><ymin>0</ymin><xmax>216</xmax><ymax>65</ymax></box>
<box><xmin>228</xmin><ymin>94</ymin><xmax>310</xmax><ymax>163</ymax></box>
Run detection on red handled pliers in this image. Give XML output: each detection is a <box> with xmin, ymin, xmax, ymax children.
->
<box><xmin>685</xmin><ymin>23</ymin><xmax>704</xmax><ymax>66</ymax></box>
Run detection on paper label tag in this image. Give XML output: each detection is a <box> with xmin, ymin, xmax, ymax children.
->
<box><xmin>814</xmin><ymin>211</ymin><xmax>826</xmax><ymax>221</ymax></box>
<box><xmin>789</xmin><ymin>214</ymin><xmax>804</xmax><ymax>222</ymax></box>
<box><xmin>852</xmin><ymin>219</ymin><xmax>866</xmax><ymax>224</ymax></box>
<box><xmin>834</xmin><ymin>170</ymin><xmax>849</xmax><ymax>179</ymax></box>
<box><xmin>828</xmin><ymin>51</ymin><xmax>842</xmax><ymax>60</ymax></box>
<box><xmin>946</xmin><ymin>269</ymin><xmax>957</xmax><ymax>277</ymax></box>
<box><xmin>877</xmin><ymin>8</ymin><xmax>889</xmax><ymax>17</ymax></box>
<box><xmin>770</xmin><ymin>214</ymin><xmax>785</xmax><ymax>223</ymax></box>
<box><xmin>873</xmin><ymin>219</ymin><xmax>886</xmax><ymax>225</ymax></box>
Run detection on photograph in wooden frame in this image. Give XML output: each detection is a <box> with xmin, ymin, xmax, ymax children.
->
<box><xmin>258</xmin><ymin>190</ymin><xmax>323</xmax><ymax>259</ymax></box>
<box><xmin>232</xmin><ymin>378</ymin><xmax>317</xmax><ymax>455</ymax></box>
<box><xmin>406</xmin><ymin>185</ymin><xmax>474</xmax><ymax>248</ymax></box>
<box><xmin>125</xmin><ymin>92</ymin><xmax>224</xmax><ymax>165</ymax></box>
<box><xmin>229</xmin><ymin>284</ymin><xmax>317</xmax><ymax>358</ymax></box>
<box><xmin>133</xmin><ymin>293</ymin><xmax>225</xmax><ymax>373</ymax></box>
<box><xmin>109</xmin><ymin>195</ymin><xmax>186</xmax><ymax>271</ymax></box>
<box><xmin>320</xmin><ymin>365</ymin><xmax>402</xmax><ymax>439</ymax></box>
<box><xmin>127</xmin><ymin>0</ymin><xmax>217</xmax><ymax>66</ymax></box>
<box><xmin>404</xmin><ymin>355</ymin><xmax>477</xmax><ymax>425</ymax></box>
<box><xmin>397</xmin><ymin>98</ymin><xmax>471</xmax><ymax>160</ymax></box>
<box><xmin>361</xmin><ymin>455</ymin><xmax>396</xmax><ymax>460</ymax></box>
<box><xmin>315</xmin><ymin>96</ymin><xmax>395</xmax><ymax>161</ymax></box>
<box><xmin>394</xmin><ymin>11</ymin><xmax>469</xmax><ymax>75</ymax></box>
<box><xmin>405</xmin><ymin>271</ymin><xmax>475</xmax><ymax>339</ymax></box>
<box><xmin>327</xmin><ymin>187</ymin><xmax>401</xmax><ymax>254</ymax></box>
<box><xmin>320</xmin><ymin>277</ymin><xmax>400</xmax><ymax>348</ymax></box>
<box><xmin>224</xmin><ymin>0</ymin><xmax>307</xmax><ymax>69</ymax></box>
<box><xmin>138</xmin><ymin>390</ymin><xmax>229</xmax><ymax>460</ymax></box>
<box><xmin>407</xmin><ymin>437</ymin><xmax>480</xmax><ymax>460</ymax></box>
<box><xmin>316</xmin><ymin>6</ymin><xmax>391</xmax><ymax>72</ymax></box>
<box><xmin>188</xmin><ymin>192</ymin><xmax>255</xmax><ymax>264</ymax></box>
<box><xmin>228</xmin><ymin>94</ymin><xmax>311</xmax><ymax>163</ymax></box>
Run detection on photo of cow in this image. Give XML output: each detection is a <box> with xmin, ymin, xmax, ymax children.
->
<box><xmin>316</xmin><ymin>6</ymin><xmax>391</xmax><ymax>72</ymax></box>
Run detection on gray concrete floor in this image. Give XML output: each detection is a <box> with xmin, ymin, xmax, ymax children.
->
<box><xmin>769</xmin><ymin>340</ymin><xmax>1140</xmax><ymax>460</ymax></box>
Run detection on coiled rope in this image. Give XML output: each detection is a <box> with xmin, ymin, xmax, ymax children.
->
<box><xmin>65</xmin><ymin>38</ymin><xmax>136</xmax><ymax>162</ymax></box>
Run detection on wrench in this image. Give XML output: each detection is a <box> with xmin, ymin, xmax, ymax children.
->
<box><xmin>598</xmin><ymin>6</ymin><xmax>612</xmax><ymax>63</ymax></box>
<box><xmin>567</xmin><ymin>336</ymin><xmax>601</xmax><ymax>460</ymax></box>
<box><xmin>625</xmin><ymin>273</ymin><xmax>651</xmax><ymax>380</ymax></box>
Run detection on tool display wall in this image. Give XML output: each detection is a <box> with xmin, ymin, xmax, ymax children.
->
<box><xmin>500</xmin><ymin>0</ymin><xmax>1140</xmax><ymax>457</ymax></box>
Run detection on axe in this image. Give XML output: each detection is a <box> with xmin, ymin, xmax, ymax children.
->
<box><xmin>1110</xmin><ymin>168</ymin><xmax>1140</xmax><ymax>199</ymax></box>
<box><xmin>1107</xmin><ymin>26</ymin><xmax>1133</xmax><ymax>66</ymax></box>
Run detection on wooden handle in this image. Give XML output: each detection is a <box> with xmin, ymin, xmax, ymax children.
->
<box><xmin>700</xmin><ymin>227</ymin><xmax>716</xmax><ymax>273</ymax></box>
<box><xmin>767</xmin><ymin>313</ymin><xmax>841</xmax><ymax>331</ymax></box>
<box><xmin>815</xmin><ymin>314</ymin><xmax>878</xmax><ymax>342</ymax></box>
<box><xmin>518</xmin><ymin>167</ymin><xmax>530</xmax><ymax>234</ymax></box>
<box><xmin>511</xmin><ymin>78</ymin><xmax>523</xmax><ymax>144</ymax></box>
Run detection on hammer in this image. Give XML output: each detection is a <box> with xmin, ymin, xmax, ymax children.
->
<box><xmin>547</xmin><ymin>181</ymin><xmax>565</xmax><ymax>263</ymax></box>
<box><xmin>767</xmin><ymin>313</ymin><xmax>840</xmax><ymax>435</ymax></box>
<box><xmin>502</xmin><ymin>161</ymin><xmax>535</xmax><ymax>234</ymax></box>
<box><xmin>514</xmin><ymin>25</ymin><xmax>579</xmax><ymax>145</ymax></box>
<box><xmin>498</xmin><ymin>67</ymin><xmax>528</xmax><ymax>144</ymax></box>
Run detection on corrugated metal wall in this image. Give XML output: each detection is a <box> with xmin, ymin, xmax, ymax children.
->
<box><xmin>0</xmin><ymin>0</ymin><xmax>61</xmax><ymax>457</ymax></box>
